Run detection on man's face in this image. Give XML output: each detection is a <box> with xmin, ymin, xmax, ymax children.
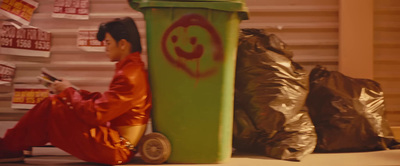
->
<box><xmin>105</xmin><ymin>32</ymin><xmax>122</xmax><ymax>62</ymax></box>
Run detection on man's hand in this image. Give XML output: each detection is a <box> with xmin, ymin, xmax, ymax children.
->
<box><xmin>51</xmin><ymin>79</ymin><xmax>72</xmax><ymax>94</ymax></box>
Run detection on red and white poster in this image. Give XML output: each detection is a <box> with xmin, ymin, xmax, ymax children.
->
<box><xmin>77</xmin><ymin>28</ymin><xmax>105</xmax><ymax>52</ymax></box>
<box><xmin>0</xmin><ymin>0</ymin><xmax>38</xmax><ymax>25</ymax></box>
<box><xmin>52</xmin><ymin>0</ymin><xmax>89</xmax><ymax>20</ymax></box>
<box><xmin>0</xmin><ymin>61</ymin><xmax>15</xmax><ymax>85</ymax></box>
<box><xmin>12</xmin><ymin>84</ymin><xmax>49</xmax><ymax>109</ymax></box>
<box><xmin>0</xmin><ymin>22</ymin><xmax>51</xmax><ymax>58</ymax></box>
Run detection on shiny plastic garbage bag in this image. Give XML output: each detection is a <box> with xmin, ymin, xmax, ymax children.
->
<box><xmin>233</xmin><ymin>29</ymin><xmax>317</xmax><ymax>161</ymax></box>
<box><xmin>306</xmin><ymin>66</ymin><xmax>400</xmax><ymax>152</ymax></box>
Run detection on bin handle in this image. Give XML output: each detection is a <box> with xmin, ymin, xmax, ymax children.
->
<box><xmin>128</xmin><ymin>0</ymin><xmax>140</xmax><ymax>11</ymax></box>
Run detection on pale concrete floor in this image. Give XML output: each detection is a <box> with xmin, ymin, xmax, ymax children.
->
<box><xmin>2</xmin><ymin>121</ymin><xmax>400</xmax><ymax>166</ymax></box>
<box><xmin>2</xmin><ymin>146</ymin><xmax>400</xmax><ymax>166</ymax></box>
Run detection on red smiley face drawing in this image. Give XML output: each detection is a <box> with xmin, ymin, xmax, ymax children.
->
<box><xmin>161</xmin><ymin>14</ymin><xmax>224</xmax><ymax>78</ymax></box>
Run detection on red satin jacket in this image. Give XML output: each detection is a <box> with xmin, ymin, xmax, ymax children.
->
<box><xmin>57</xmin><ymin>52</ymin><xmax>152</xmax><ymax>128</ymax></box>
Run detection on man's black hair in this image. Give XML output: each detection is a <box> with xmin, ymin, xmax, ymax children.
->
<box><xmin>97</xmin><ymin>17</ymin><xmax>142</xmax><ymax>53</ymax></box>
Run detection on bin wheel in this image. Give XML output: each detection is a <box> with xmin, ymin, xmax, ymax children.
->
<box><xmin>139</xmin><ymin>132</ymin><xmax>171</xmax><ymax>164</ymax></box>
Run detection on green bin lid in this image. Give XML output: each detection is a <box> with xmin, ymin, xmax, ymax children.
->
<box><xmin>128</xmin><ymin>0</ymin><xmax>249</xmax><ymax>20</ymax></box>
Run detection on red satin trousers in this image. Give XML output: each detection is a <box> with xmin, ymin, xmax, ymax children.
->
<box><xmin>1</xmin><ymin>97</ymin><xmax>133</xmax><ymax>165</ymax></box>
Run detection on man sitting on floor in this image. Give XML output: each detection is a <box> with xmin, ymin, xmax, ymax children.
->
<box><xmin>0</xmin><ymin>17</ymin><xmax>152</xmax><ymax>165</ymax></box>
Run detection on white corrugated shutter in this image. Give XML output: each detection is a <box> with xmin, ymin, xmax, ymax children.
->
<box><xmin>0</xmin><ymin>0</ymin><xmax>145</xmax><ymax>120</ymax></box>
<box><xmin>0</xmin><ymin>0</ymin><xmax>340</xmax><ymax>119</ymax></box>
<box><xmin>242</xmin><ymin>0</ymin><xmax>339</xmax><ymax>72</ymax></box>
<box><xmin>374</xmin><ymin>0</ymin><xmax>400</xmax><ymax>126</ymax></box>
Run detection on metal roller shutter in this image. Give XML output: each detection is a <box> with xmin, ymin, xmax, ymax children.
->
<box><xmin>0</xmin><ymin>0</ymin><xmax>340</xmax><ymax>119</ymax></box>
<box><xmin>0</xmin><ymin>0</ymin><xmax>145</xmax><ymax>120</ymax></box>
<box><xmin>374</xmin><ymin>0</ymin><xmax>400</xmax><ymax>126</ymax></box>
<box><xmin>242</xmin><ymin>0</ymin><xmax>339</xmax><ymax>72</ymax></box>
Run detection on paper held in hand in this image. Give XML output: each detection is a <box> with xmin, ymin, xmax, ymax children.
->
<box><xmin>37</xmin><ymin>67</ymin><xmax>80</xmax><ymax>91</ymax></box>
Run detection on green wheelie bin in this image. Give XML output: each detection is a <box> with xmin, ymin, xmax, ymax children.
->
<box><xmin>128</xmin><ymin>0</ymin><xmax>248</xmax><ymax>164</ymax></box>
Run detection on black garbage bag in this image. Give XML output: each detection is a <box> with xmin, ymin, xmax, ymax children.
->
<box><xmin>306</xmin><ymin>65</ymin><xmax>400</xmax><ymax>152</ymax></box>
<box><xmin>233</xmin><ymin>29</ymin><xmax>317</xmax><ymax>161</ymax></box>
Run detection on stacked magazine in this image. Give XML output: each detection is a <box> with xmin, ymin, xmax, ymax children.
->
<box><xmin>37</xmin><ymin>68</ymin><xmax>80</xmax><ymax>91</ymax></box>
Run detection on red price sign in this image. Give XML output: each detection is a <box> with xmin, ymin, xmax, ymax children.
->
<box><xmin>0</xmin><ymin>22</ymin><xmax>52</xmax><ymax>57</ymax></box>
<box><xmin>0</xmin><ymin>0</ymin><xmax>38</xmax><ymax>25</ymax></box>
<box><xmin>53</xmin><ymin>0</ymin><xmax>90</xmax><ymax>20</ymax></box>
<box><xmin>77</xmin><ymin>29</ymin><xmax>105</xmax><ymax>52</ymax></box>
<box><xmin>12</xmin><ymin>84</ymin><xmax>49</xmax><ymax>109</ymax></box>
<box><xmin>0</xmin><ymin>61</ymin><xmax>15</xmax><ymax>85</ymax></box>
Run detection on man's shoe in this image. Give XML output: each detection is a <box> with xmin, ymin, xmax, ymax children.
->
<box><xmin>23</xmin><ymin>147</ymin><xmax>33</xmax><ymax>157</ymax></box>
<box><xmin>0</xmin><ymin>150</ymin><xmax>24</xmax><ymax>163</ymax></box>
